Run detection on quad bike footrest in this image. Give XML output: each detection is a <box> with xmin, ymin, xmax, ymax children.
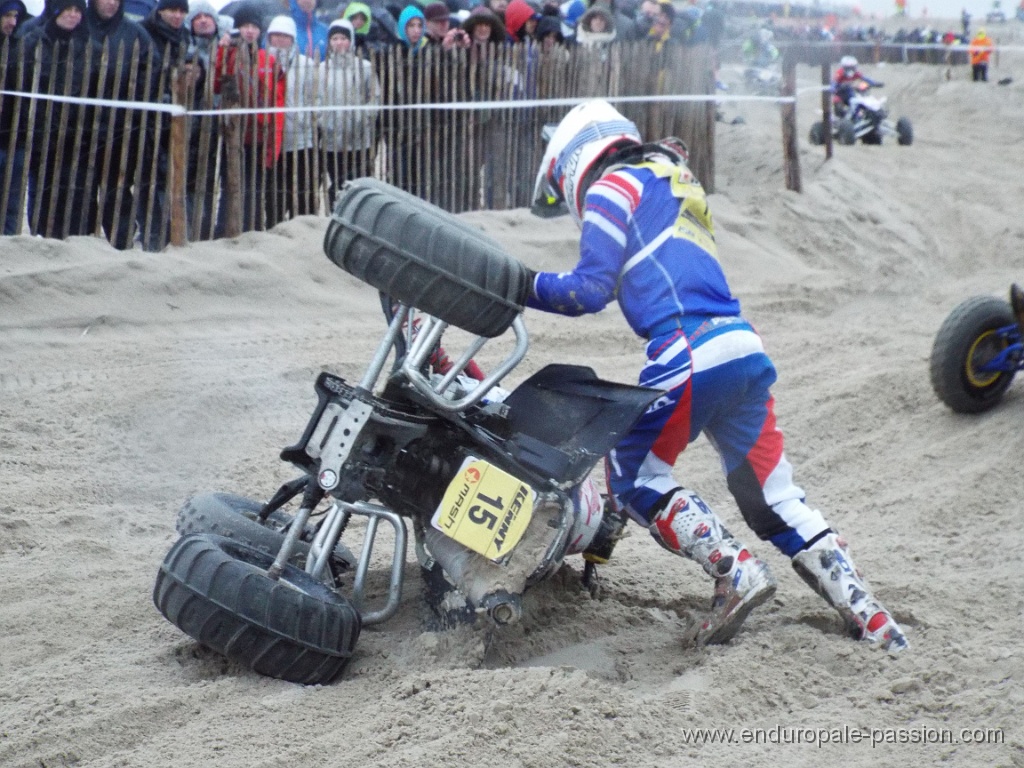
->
<box><xmin>320</xmin><ymin>501</ymin><xmax>407</xmax><ymax>626</ymax></box>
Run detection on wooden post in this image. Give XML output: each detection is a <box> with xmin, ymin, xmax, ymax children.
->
<box><xmin>220</xmin><ymin>75</ymin><xmax>242</xmax><ymax>238</ymax></box>
<box><xmin>168</xmin><ymin>69</ymin><xmax>189</xmax><ymax>247</ymax></box>
<box><xmin>821</xmin><ymin>62</ymin><xmax>833</xmax><ymax>160</ymax></box>
<box><xmin>781</xmin><ymin>52</ymin><xmax>801</xmax><ymax>193</ymax></box>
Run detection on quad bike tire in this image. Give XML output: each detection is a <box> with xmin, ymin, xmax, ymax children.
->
<box><xmin>324</xmin><ymin>176</ymin><xmax>531</xmax><ymax>338</ymax></box>
<box><xmin>930</xmin><ymin>295</ymin><xmax>1016</xmax><ymax>413</ymax></box>
<box><xmin>837</xmin><ymin>119</ymin><xmax>857</xmax><ymax>145</ymax></box>
<box><xmin>176</xmin><ymin>492</ymin><xmax>356</xmax><ymax>574</ymax></box>
<box><xmin>808</xmin><ymin>121</ymin><xmax>827</xmax><ymax>146</ymax></box>
<box><xmin>153</xmin><ymin>533</ymin><xmax>362</xmax><ymax>685</ymax></box>
<box><xmin>896</xmin><ymin>117</ymin><xmax>913</xmax><ymax>146</ymax></box>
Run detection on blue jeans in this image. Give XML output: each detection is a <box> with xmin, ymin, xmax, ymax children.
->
<box><xmin>0</xmin><ymin>146</ymin><xmax>27</xmax><ymax>235</ymax></box>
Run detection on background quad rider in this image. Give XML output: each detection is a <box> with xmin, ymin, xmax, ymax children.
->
<box><xmin>832</xmin><ymin>55</ymin><xmax>882</xmax><ymax>118</ymax></box>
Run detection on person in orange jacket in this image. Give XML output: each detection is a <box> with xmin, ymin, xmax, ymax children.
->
<box><xmin>969</xmin><ymin>28</ymin><xmax>994</xmax><ymax>82</ymax></box>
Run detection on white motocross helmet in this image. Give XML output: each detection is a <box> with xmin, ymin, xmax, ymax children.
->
<box><xmin>532</xmin><ymin>99</ymin><xmax>641</xmax><ymax>226</ymax></box>
<box><xmin>840</xmin><ymin>54</ymin><xmax>858</xmax><ymax>76</ymax></box>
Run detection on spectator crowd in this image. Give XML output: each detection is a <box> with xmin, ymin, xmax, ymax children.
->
<box><xmin>0</xmin><ymin>0</ymin><xmax>730</xmax><ymax>249</ymax></box>
<box><xmin>1</xmin><ymin>0</ymin><xmax>992</xmax><ymax>249</ymax></box>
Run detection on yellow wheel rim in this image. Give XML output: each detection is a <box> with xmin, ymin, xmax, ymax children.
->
<box><xmin>965</xmin><ymin>329</ymin><xmax>1006</xmax><ymax>388</ymax></box>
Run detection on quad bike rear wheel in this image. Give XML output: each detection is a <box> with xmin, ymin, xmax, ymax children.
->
<box><xmin>863</xmin><ymin>129</ymin><xmax>882</xmax><ymax>145</ymax></box>
<box><xmin>930</xmin><ymin>295</ymin><xmax>1016</xmax><ymax>413</ymax></box>
<box><xmin>896</xmin><ymin>117</ymin><xmax>913</xmax><ymax>146</ymax></box>
<box><xmin>153</xmin><ymin>533</ymin><xmax>362</xmax><ymax>685</ymax></box>
<box><xmin>809</xmin><ymin>121</ymin><xmax>827</xmax><ymax>146</ymax></box>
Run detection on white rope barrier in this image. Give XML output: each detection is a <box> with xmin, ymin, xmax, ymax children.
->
<box><xmin>4</xmin><ymin>39</ymin><xmax>1013</xmax><ymax>117</ymax></box>
<box><xmin>0</xmin><ymin>89</ymin><xmax>797</xmax><ymax>117</ymax></box>
<box><xmin>0</xmin><ymin>89</ymin><xmax>188</xmax><ymax>115</ymax></box>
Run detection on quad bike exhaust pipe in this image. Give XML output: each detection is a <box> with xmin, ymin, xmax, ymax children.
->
<box><xmin>480</xmin><ymin>591</ymin><xmax>522</xmax><ymax>625</ymax></box>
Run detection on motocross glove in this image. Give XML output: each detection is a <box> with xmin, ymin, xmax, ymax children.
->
<box><xmin>519</xmin><ymin>267</ymin><xmax>537</xmax><ymax>306</ymax></box>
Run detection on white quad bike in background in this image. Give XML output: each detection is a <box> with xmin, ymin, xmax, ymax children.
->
<box><xmin>809</xmin><ymin>80</ymin><xmax>914</xmax><ymax>147</ymax></box>
<box><xmin>742</xmin><ymin>64</ymin><xmax>782</xmax><ymax>96</ymax></box>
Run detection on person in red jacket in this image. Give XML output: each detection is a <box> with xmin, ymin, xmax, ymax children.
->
<box><xmin>831</xmin><ymin>55</ymin><xmax>882</xmax><ymax>117</ymax></box>
<box><xmin>214</xmin><ymin>3</ymin><xmax>286</xmax><ymax>233</ymax></box>
<box><xmin>504</xmin><ymin>0</ymin><xmax>540</xmax><ymax>42</ymax></box>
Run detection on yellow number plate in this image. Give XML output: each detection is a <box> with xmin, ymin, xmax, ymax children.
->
<box><xmin>431</xmin><ymin>458</ymin><xmax>534</xmax><ymax>562</ymax></box>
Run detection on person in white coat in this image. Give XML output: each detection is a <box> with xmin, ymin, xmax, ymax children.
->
<box><xmin>265</xmin><ymin>14</ymin><xmax>320</xmax><ymax>226</ymax></box>
<box><xmin>318</xmin><ymin>18</ymin><xmax>381</xmax><ymax>208</ymax></box>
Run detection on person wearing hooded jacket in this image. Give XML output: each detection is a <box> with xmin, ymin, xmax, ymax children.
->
<box><xmin>533</xmin><ymin>12</ymin><xmax>563</xmax><ymax>51</ymax></box>
<box><xmin>263</xmin><ymin>14</ymin><xmax>319</xmax><ymax>227</ymax></box>
<box><xmin>1</xmin><ymin>0</ymin><xmax>28</xmax><ymax>36</ymax></box>
<box><xmin>287</xmin><ymin>0</ymin><xmax>327</xmax><ymax>60</ymax></box>
<box><xmin>342</xmin><ymin>1</ymin><xmax>397</xmax><ymax>56</ymax></box>
<box><xmin>12</xmin><ymin>0</ymin><xmax>101</xmax><ymax>239</ymax></box>
<box><xmin>319</xmin><ymin>18</ymin><xmax>380</xmax><ymax>206</ymax></box>
<box><xmin>381</xmin><ymin>4</ymin><xmax>427</xmax><ymax>196</ymax></box>
<box><xmin>185</xmin><ymin>0</ymin><xmax>216</xmax><ymax>55</ymax></box>
<box><xmin>183</xmin><ymin>0</ymin><xmax>220</xmax><ymax>239</ymax></box>
<box><xmin>573</xmin><ymin>4</ymin><xmax>616</xmax><ymax>95</ymax></box>
<box><xmin>84</xmin><ymin>0</ymin><xmax>157</xmax><ymax>250</ymax></box>
<box><xmin>575</xmin><ymin>3</ymin><xmax>615</xmax><ymax>47</ymax></box>
<box><xmin>503</xmin><ymin>0</ymin><xmax>538</xmax><ymax>43</ymax></box>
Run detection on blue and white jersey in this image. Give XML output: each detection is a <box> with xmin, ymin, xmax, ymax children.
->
<box><xmin>528</xmin><ymin>162</ymin><xmax>741</xmax><ymax>338</ymax></box>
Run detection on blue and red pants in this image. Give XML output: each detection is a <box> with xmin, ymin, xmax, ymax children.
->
<box><xmin>607</xmin><ymin>315</ymin><xmax>830</xmax><ymax>558</ymax></box>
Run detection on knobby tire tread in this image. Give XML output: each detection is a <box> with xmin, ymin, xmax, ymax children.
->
<box><xmin>153</xmin><ymin>533</ymin><xmax>361</xmax><ymax>685</ymax></box>
<box><xmin>929</xmin><ymin>295</ymin><xmax>1015</xmax><ymax>413</ymax></box>
<box><xmin>176</xmin><ymin>492</ymin><xmax>355</xmax><ymax>572</ymax></box>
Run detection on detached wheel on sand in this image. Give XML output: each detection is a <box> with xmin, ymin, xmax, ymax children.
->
<box><xmin>153</xmin><ymin>533</ymin><xmax>362</xmax><ymax>685</ymax></box>
<box><xmin>930</xmin><ymin>295</ymin><xmax>1016</xmax><ymax>413</ymax></box>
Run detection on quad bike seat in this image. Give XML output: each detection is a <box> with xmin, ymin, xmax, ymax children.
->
<box><xmin>501</xmin><ymin>364</ymin><xmax>661</xmax><ymax>485</ymax></box>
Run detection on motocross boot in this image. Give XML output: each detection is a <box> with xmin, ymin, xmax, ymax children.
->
<box><xmin>650</xmin><ymin>489</ymin><xmax>777</xmax><ymax>646</ymax></box>
<box><xmin>791</xmin><ymin>532</ymin><xmax>909</xmax><ymax>653</ymax></box>
<box><xmin>582</xmin><ymin>498</ymin><xmax>628</xmax><ymax>565</ymax></box>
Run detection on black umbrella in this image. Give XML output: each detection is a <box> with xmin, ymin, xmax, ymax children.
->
<box><xmin>218</xmin><ymin>0</ymin><xmax>288</xmax><ymax>29</ymax></box>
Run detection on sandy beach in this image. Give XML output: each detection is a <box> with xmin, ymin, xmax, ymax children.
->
<box><xmin>1</xmin><ymin>45</ymin><xmax>1022</xmax><ymax>767</ymax></box>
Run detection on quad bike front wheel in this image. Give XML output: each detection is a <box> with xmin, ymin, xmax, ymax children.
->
<box><xmin>153</xmin><ymin>533</ymin><xmax>362</xmax><ymax>685</ymax></box>
<box><xmin>837</xmin><ymin>119</ymin><xmax>857</xmax><ymax>145</ymax></box>
<box><xmin>930</xmin><ymin>295</ymin><xmax>1016</xmax><ymax>413</ymax></box>
<box><xmin>176</xmin><ymin>492</ymin><xmax>356</xmax><ymax>577</ymax></box>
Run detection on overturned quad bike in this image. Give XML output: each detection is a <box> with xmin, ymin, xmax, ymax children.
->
<box><xmin>930</xmin><ymin>284</ymin><xmax>1024</xmax><ymax>413</ymax></box>
<box><xmin>152</xmin><ymin>178</ymin><xmax>661</xmax><ymax>685</ymax></box>
<box><xmin>809</xmin><ymin>80</ymin><xmax>913</xmax><ymax>147</ymax></box>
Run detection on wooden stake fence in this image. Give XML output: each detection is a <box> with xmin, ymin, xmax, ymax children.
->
<box><xmin>2</xmin><ymin>38</ymin><xmax>720</xmax><ymax>247</ymax></box>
